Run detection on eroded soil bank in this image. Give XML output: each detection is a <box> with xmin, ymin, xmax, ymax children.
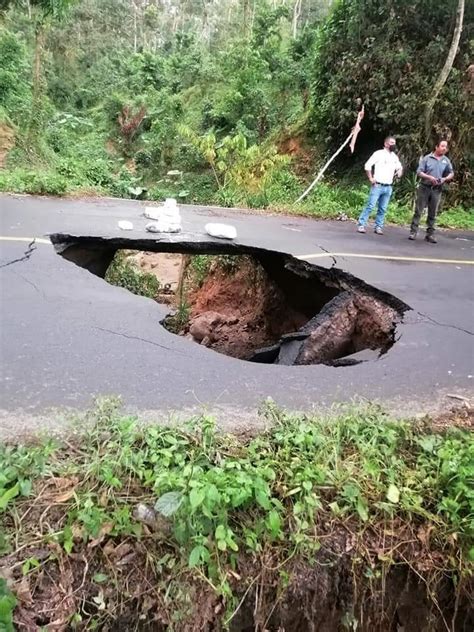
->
<box><xmin>161</xmin><ymin>254</ymin><xmax>403</xmax><ymax>365</ymax></box>
<box><xmin>53</xmin><ymin>236</ymin><xmax>409</xmax><ymax>367</ymax></box>
<box><xmin>2</xmin><ymin>404</ymin><xmax>472</xmax><ymax>632</ymax></box>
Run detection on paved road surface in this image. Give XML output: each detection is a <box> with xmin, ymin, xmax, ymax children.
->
<box><xmin>1</xmin><ymin>194</ymin><xmax>473</xmax><ymax>437</ymax></box>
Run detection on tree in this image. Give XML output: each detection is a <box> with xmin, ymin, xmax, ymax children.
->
<box><xmin>423</xmin><ymin>0</ymin><xmax>465</xmax><ymax>143</ymax></box>
<box><xmin>311</xmin><ymin>0</ymin><xmax>472</xmax><ymax>164</ymax></box>
<box><xmin>2</xmin><ymin>0</ymin><xmax>77</xmax><ymax>143</ymax></box>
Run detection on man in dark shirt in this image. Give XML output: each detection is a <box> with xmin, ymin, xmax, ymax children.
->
<box><xmin>409</xmin><ymin>140</ymin><xmax>454</xmax><ymax>243</ymax></box>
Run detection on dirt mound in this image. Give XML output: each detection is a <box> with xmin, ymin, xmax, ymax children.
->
<box><xmin>170</xmin><ymin>254</ymin><xmax>400</xmax><ymax>365</ymax></box>
<box><xmin>278</xmin><ymin>134</ymin><xmax>315</xmax><ymax>176</ymax></box>
<box><xmin>129</xmin><ymin>251</ymin><xmax>182</xmax><ymax>293</ymax></box>
<box><xmin>185</xmin><ymin>256</ymin><xmax>308</xmax><ymax>359</ymax></box>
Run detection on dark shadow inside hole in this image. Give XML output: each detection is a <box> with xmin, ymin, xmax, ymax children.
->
<box><xmin>50</xmin><ymin>235</ymin><xmax>410</xmax><ymax>367</ymax></box>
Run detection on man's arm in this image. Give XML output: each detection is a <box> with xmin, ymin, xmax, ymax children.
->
<box><xmin>442</xmin><ymin>172</ymin><xmax>454</xmax><ymax>184</ymax></box>
<box><xmin>364</xmin><ymin>152</ymin><xmax>377</xmax><ymax>185</ymax></box>
<box><xmin>418</xmin><ymin>171</ymin><xmax>438</xmax><ymax>184</ymax></box>
<box><xmin>417</xmin><ymin>157</ymin><xmax>437</xmax><ymax>185</ymax></box>
<box><xmin>395</xmin><ymin>156</ymin><xmax>403</xmax><ymax>178</ymax></box>
<box><xmin>441</xmin><ymin>162</ymin><xmax>454</xmax><ymax>184</ymax></box>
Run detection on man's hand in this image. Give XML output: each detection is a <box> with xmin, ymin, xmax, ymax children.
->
<box><xmin>418</xmin><ymin>171</ymin><xmax>438</xmax><ymax>185</ymax></box>
<box><xmin>369</xmin><ymin>175</ymin><xmax>376</xmax><ymax>185</ymax></box>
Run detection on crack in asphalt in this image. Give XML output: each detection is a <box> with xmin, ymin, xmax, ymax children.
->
<box><xmin>317</xmin><ymin>244</ymin><xmax>337</xmax><ymax>267</ymax></box>
<box><xmin>11</xmin><ymin>269</ymin><xmax>47</xmax><ymax>299</ymax></box>
<box><xmin>93</xmin><ymin>326</ymin><xmax>188</xmax><ymax>353</ymax></box>
<box><xmin>0</xmin><ymin>239</ymin><xmax>37</xmax><ymax>269</ymax></box>
<box><xmin>414</xmin><ymin>312</ymin><xmax>474</xmax><ymax>336</ymax></box>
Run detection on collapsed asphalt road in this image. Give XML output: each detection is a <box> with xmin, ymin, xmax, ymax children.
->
<box><xmin>0</xmin><ymin>193</ymin><xmax>473</xmax><ymax>437</ymax></box>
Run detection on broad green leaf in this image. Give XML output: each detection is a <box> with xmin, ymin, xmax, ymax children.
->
<box><xmin>189</xmin><ymin>488</ymin><xmax>205</xmax><ymax>510</ymax></box>
<box><xmin>188</xmin><ymin>545</ymin><xmax>208</xmax><ymax>567</ymax></box>
<box><xmin>20</xmin><ymin>479</ymin><xmax>32</xmax><ymax>497</ymax></box>
<box><xmin>387</xmin><ymin>484</ymin><xmax>400</xmax><ymax>504</ymax></box>
<box><xmin>255</xmin><ymin>489</ymin><xmax>271</xmax><ymax>510</ymax></box>
<box><xmin>93</xmin><ymin>573</ymin><xmax>108</xmax><ymax>584</ymax></box>
<box><xmin>154</xmin><ymin>491</ymin><xmax>183</xmax><ymax>517</ymax></box>
<box><xmin>267</xmin><ymin>510</ymin><xmax>281</xmax><ymax>536</ymax></box>
<box><xmin>228</xmin><ymin>537</ymin><xmax>239</xmax><ymax>552</ymax></box>
<box><xmin>215</xmin><ymin>525</ymin><xmax>226</xmax><ymax>540</ymax></box>
<box><xmin>356</xmin><ymin>497</ymin><xmax>369</xmax><ymax>522</ymax></box>
<box><xmin>206</xmin><ymin>484</ymin><xmax>220</xmax><ymax>505</ymax></box>
<box><xmin>0</xmin><ymin>483</ymin><xmax>20</xmax><ymax>511</ymax></box>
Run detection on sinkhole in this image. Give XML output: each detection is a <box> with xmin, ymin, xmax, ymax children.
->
<box><xmin>51</xmin><ymin>234</ymin><xmax>410</xmax><ymax>366</ymax></box>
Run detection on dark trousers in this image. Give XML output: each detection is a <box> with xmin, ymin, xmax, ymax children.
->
<box><xmin>410</xmin><ymin>185</ymin><xmax>442</xmax><ymax>235</ymax></box>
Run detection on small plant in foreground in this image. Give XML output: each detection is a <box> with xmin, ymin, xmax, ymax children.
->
<box><xmin>1</xmin><ymin>401</ymin><xmax>472</xmax><ymax>628</ymax></box>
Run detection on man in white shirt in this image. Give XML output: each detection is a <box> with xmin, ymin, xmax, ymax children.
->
<box><xmin>357</xmin><ymin>137</ymin><xmax>403</xmax><ymax>235</ymax></box>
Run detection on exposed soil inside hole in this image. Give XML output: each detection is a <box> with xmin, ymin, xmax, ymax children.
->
<box><xmin>52</xmin><ymin>236</ymin><xmax>409</xmax><ymax>367</ymax></box>
<box><xmin>162</xmin><ymin>254</ymin><xmax>402</xmax><ymax>365</ymax></box>
<box><xmin>129</xmin><ymin>251</ymin><xmax>182</xmax><ymax>294</ymax></box>
<box><xmin>181</xmin><ymin>255</ymin><xmax>311</xmax><ymax>360</ymax></box>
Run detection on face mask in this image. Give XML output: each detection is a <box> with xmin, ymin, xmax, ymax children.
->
<box><xmin>388</xmin><ymin>145</ymin><xmax>397</xmax><ymax>152</ymax></box>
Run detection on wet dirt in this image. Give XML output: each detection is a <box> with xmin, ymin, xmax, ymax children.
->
<box><xmin>52</xmin><ymin>237</ymin><xmax>409</xmax><ymax>368</ymax></box>
<box><xmin>164</xmin><ymin>254</ymin><xmax>401</xmax><ymax>365</ymax></box>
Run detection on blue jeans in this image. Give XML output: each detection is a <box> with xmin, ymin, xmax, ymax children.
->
<box><xmin>358</xmin><ymin>184</ymin><xmax>393</xmax><ymax>228</ymax></box>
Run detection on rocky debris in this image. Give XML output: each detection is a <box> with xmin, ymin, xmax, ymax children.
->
<box><xmin>189</xmin><ymin>310</ymin><xmax>238</xmax><ymax>344</ymax></box>
<box><xmin>352</xmin><ymin>293</ymin><xmax>398</xmax><ymax>351</ymax></box>
<box><xmin>118</xmin><ymin>220</ymin><xmax>134</xmax><ymax>230</ymax></box>
<box><xmin>327</xmin><ymin>348</ymin><xmax>381</xmax><ymax>367</ymax></box>
<box><xmin>248</xmin><ymin>291</ymin><xmax>399</xmax><ymax>366</ymax></box>
<box><xmin>205</xmin><ymin>223</ymin><xmax>237</xmax><ymax>240</ymax></box>
<box><xmin>145</xmin><ymin>198</ymin><xmax>182</xmax><ymax>233</ymax></box>
<box><xmin>294</xmin><ymin>292</ymin><xmax>357</xmax><ymax>365</ymax></box>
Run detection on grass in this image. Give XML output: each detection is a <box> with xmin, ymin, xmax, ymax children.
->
<box><xmin>1</xmin><ymin>165</ymin><xmax>472</xmax><ymax>231</ymax></box>
<box><xmin>105</xmin><ymin>251</ymin><xmax>160</xmax><ymax>299</ymax></box>
<box><xmin>0</xmin><ymin>400</ymin><xmax>472</xmax><ymax>629</ymax></box>
<box><xmin>272</xmin><ymin>182</ymin><xmax>474</xmax><ymax>230</ymax></box>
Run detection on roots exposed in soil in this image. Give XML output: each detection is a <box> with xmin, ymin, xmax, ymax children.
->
<box><xmin>6</xmin><ymin>535</ymin><xmax>473</xmax><ymax>632</ymax></box>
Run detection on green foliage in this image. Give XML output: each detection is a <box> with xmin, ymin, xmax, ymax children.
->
<box><xmin>1</xmin><ymin>0</ymin><xmax>472</xmax><ymax>212</ymax></box>
<box><xmin>1</xmin><ymin>401</ymin><xmax>472</xmax><ymax>622</ymax></box>
<box><xmin>0</xmin><ymin>440</ymin><xmax>56</xmax><ymax>513</ymax></box>
<box><xmin>0</xmin><ymin>28</ymin><xmax>32</xmax><ymax>125</ymax></box>
<box><xmin>0</xmin><ymin>168</ymin><xmax>68</xmax><ymax>195</ymax></box>
<box><xmin>311</xmin><ymin>0</ymin><xmax>473</xmax><ymax>206</ymax></box>
<box><xmin>179</xmin><ymin>127</ymin><xmax>290</xmax><ymax>207</ymax></box>
<box><xmin>105</xmin><ymin>251</ymin><xmax>160</xmax><ymax>299</ymax></box>
<box><xmin>0</xmin><ymin>578</ymin><xmax>17</xmax><ymax>632</ymax></box>
<box><xmin>275</xmin><ymin>181</ymin><xmax>474</xmax><ymax>229</ymax></box>
<box><xmin>190</xmin><ymin>255</ymin><xmax>213</xmax><ymax>287</ymax></box>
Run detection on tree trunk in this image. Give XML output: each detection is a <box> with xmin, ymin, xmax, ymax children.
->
<box><xmin>292</xmin><ymin>0</ymin><xmax>302</xmax><ymax>39</ymax></box>
<box><xmin>423</xmin><ymin>0</ymin><xmax>465</xmax><ymax>143</ymax></box>
<box><xmin>133</xmin><ymin>2</ymin><xmax>137</xmax><ymax>53</ymax></box>
<box><xmin>27</xmin><ymin>23</ymin><xmax>45</xmax><ymax>147</ymax></box>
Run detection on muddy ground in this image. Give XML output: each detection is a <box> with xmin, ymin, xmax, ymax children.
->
<box><xmin>147</xmin><ymin>253</ymin><xmax>401</xmax><ymax>365</ymax></box>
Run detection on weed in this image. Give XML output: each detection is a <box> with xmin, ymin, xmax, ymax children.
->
<box><xmin>0</xmin><ymin>579</ymin><xmax>16</xmax><ymax>632</ymax></box>
<box><xmin>105</xmin><ymin>251</ymin><xmax>160</xmax><ymax>299</ymax></box>
<box><xmin>1</xmin><ymin>402</ymin><xmax>472</xmax><ymax>628</ymax></box>
<box><xmin>190</xmin><ymin>255</ymin><xmax>212</xmax><ymax>286</ymax></box>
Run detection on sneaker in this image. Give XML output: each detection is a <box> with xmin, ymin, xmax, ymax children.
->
<box><xmin>357</xmin><ymin>225</ymin><xmax>366</xmax><ymax>233</ymax></box>
<box><xmin>425</xmin><ymin>234</ymin><xmax>437</xmax><ymax>244</ymax></box>
<box><xmin>374</xmin><ymin>226</ymin><xmax>384</xmax><ymax>235</ymax></box>
<box><xmin>408</xmin><ymin>232</ymin><xmax>417</xmax><ymax>240</ymax></box>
